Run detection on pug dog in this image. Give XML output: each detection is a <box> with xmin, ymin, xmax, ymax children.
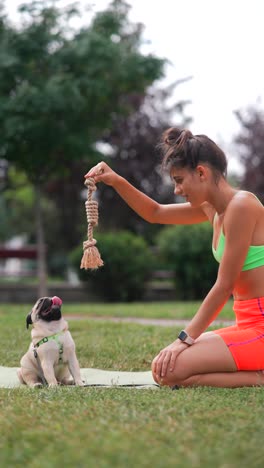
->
<box><xmin>17</xmin><ymin>296</ymin><xmax>84</xmax><ymax>387</ymax></box>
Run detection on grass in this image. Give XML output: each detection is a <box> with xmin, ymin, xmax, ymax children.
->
<box><xmin>1</xmin><ymin>302</ymin><xmax>263</xmax><ymax>467</ymax></box>
<box><xmin>0</xmin><ymin>299</ymin><xmax>235</xmax><ymax>320</ymax></box>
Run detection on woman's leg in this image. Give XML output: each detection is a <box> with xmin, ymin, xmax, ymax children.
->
<box><xmin>152</xmin><ymin>332</ymin><xmax>264</xmax><ymax>388</ymax></box>
<box><xmin>176</xmin><ymin>369</ymin><xmax>264</xmax><ymax>388</ymax></box>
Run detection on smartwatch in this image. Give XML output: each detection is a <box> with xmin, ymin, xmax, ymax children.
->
<box><xmin>177</xmin><ymin>330</ymin><xmax>195</xmax><ymax>346</ymax></box>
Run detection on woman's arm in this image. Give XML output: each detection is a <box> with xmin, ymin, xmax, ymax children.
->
<box><xmin>185</xmin><ymin>194</ymin><xmax>258</xmax><ymax>338</ymax></box>
<box><xmin>153</xmin><ymin>194</ymin><xmax>259</xmax><ymax>380</ymax></box>
<box><xmin>85</xmin><ymin>162</ymin><xmax>208</xmax><ymax>225</ymax></box>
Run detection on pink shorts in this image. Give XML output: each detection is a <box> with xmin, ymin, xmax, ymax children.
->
<box><xmin>213</xmin><ymin>297</ymin><xmax>264</xmax><ymax>371</ymax></box>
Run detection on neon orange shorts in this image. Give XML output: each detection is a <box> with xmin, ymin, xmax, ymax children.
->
<box><xmin>213</xmin><ymin>297</ymin><xmax>264</xmax><ymax>371</ymax></box>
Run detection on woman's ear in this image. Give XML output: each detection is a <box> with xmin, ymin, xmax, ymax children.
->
<box><xmin>196</xmin><ymin>165</ymin><xmax>207</xmax><ymax>181</ymax></box>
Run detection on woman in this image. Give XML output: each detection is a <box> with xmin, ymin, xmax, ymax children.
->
<box><xmin>85</xmin><ymin>127</ymin><xmax>264</xmax><ymax>388</ymax></box>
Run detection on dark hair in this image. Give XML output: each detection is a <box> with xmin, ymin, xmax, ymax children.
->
<box><xmin>160</xmin><ymin>127</ymin><xmax>227</xmax><ymax>178</ymax></box>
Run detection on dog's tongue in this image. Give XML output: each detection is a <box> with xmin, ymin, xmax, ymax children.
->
<box><xmin>52</xmin><ymin>296</ymin><xmax>62</xmax><ymax>306</ymax></box>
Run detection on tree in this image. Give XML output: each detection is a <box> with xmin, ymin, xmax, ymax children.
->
<box><xmin>234</xmin><ymin>105</ymin><xmax>264</xmax><ymax>201</ymax></box>
<box><xmin>97</xmin><ymin>80</ymin><xmax>192</xmax><ymax>239</ymax></box>
<box><xmin>0</xmin><ymin>0</ymin><xmax>165</xmax><ymax>293</ymax></box>
<box><xmin>44</xmin><ymin>79</ymin><xmax>192</xmax><ymax>253</ymax></box>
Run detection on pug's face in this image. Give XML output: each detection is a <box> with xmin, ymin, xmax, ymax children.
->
<box><xmin>26</xmin><ymin>296</ymin><xmax>63</xmax><ymax>328</ymax></box>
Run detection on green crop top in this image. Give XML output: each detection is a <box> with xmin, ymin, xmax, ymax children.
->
<box><xmin>212</xmin><ymin>228</ymin><xmax>264</xmax><ymax>271</ymax></box>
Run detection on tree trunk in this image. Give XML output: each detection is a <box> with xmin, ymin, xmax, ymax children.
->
<box><xmin>34</xmin><ymin>184</ymin><xmax>48</xmax><ymax>297</ymax></box>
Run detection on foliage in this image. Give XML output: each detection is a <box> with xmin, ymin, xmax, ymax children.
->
<box><xmin>0</xmin><ymin>167</ymin><xmax>36</xmax><ymax>241</ymax></box>
<box><xmin>234</xmin><ymin>105</ymin><xmax>264</xmax><ymax>200</ymax></box>
<box><xmin>97</xmin><ymin>81</ymin><xmax>192</xmax><ymax>240</ymax></box>
<box><xmin>0</xmin><ymin>0</ymin><xmax>171</xmax><ymax>272</ymax></box>
<box><xmin>0</xmin><ymin>165</ymin><xmax>70</xmax><ymax>277</ymax></box>
<box><xmin>0</xmin><ymin>0</ymin><xmax>167</xmax><ymax>289</ymax></box>
<box><xmin>42</xmin><ymin>80</ymin><xmax>192</xmax><ymax>254</ymax></box>
<box><xmin>156</xmin><ymin>222</ymin><xmax>218</xmax><ymax>299</ymax></box>
<box><xmin>70</xmin><ymin>231</ymin><xmax>155</xmax><ymax>301</ymax></box>
<box><xmin>0</xmin><ymin>0</ymin><xmax>165</xmax><ymax>184</ymax></box>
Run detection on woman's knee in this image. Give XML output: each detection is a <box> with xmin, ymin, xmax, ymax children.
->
<box><xmin>161</xmin><ymin>372</ymin><xmax>201</xmax><ymax>387</ymax></box>
<box><xmin>151</xmin><ymin>357</ymin><xmax>160</xmax><ymax>384</ymax></box>
<box><xmin>151</xmin><ymin>349</ymin><xmax>194</xmax><ymax>385</ymax></box>
<box><xmin>151</xmin><ymin>360</ymin><xmax>190</xmax><ymax>387</ymax></box>
<box><xmin>161</xmin><ymin>367</ymin><xmax>190</xmax><ymax>386</ymax></box>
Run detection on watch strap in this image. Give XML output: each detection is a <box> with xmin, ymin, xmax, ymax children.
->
<box><xmin>178</xmin><ymin>330</ymin><xmax>195</xmax><ymax>346</ymax></box>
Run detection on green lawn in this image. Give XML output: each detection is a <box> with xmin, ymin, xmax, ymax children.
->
<box><xmin>0</xmin><ymin>302</ymin><xmax>263</xmax><ymax>468</ymax></box>
<box><xmin>0</xmin><ymin>299</ymin><xmax>235</xmax><ymax>320</ymax></box>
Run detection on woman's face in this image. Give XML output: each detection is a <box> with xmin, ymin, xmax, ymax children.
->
<box><xmin>170</xmin><ymin>166</ymin><xmax>207</xmax><ymax>206</ymax></box>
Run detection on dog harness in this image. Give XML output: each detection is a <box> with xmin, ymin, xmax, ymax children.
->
<box><xmin>33</xmin><ymin>331</ymin><xmax>64</xmax><ymax>385</ymax></box>
<box><xmin>34</xmin><ymin>331</ymin><xmax>64</xmax><ymax>362</ymax></box>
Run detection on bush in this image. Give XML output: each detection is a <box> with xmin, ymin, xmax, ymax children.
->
<box><xmin>47</xmin><ymin>252</ymin><xmax>69</xmax><ymax>278</ymax></box>
<box><xmin>70</xmin><ymin>231</ymin><xmax>154</xmax><ymax>302</ymax></box>
<box><xmin>156</xmin><ymin>223</ymin><xmax>218</xmax><ymax>299</ymax></box>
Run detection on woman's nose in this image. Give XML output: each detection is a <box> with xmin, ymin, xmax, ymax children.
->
<box><xmin>174</xmin><ymin>185</ymin><xmax>182</xmax><ymax>195</ymax></box>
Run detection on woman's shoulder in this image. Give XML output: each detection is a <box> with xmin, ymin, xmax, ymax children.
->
<box><xmin>200</xmin><ymin>191</ymin><xmax>262</xmax><ymax>225</ymax></box>
<box><xmin>231</xmin><ymin>190</ymin><xmax>263</xmax><ymax>209</ymax></box>
<box><xmin>222</xmin><ymin>191</ymin><xmax>264</xmax><ymax>242</ymax></box>
<box><xmin>225</xmin><ymin>190</ymin><xmax>263</xmax><ymax>228</ymax></box>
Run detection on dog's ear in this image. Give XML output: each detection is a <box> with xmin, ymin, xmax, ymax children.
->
<box><xmin>26</xmin><ymin>313</ymin><xmax>33</xmax><ymax>329</ymax></box>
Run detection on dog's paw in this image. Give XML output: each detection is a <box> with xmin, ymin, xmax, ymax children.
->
<box><xmin>59</xmin><ymin>378</ymin><xmax>74</xmax><ymax>385</ymax></box>
<box><xmin>75</xmin><ymin>380</ymin><xmax>85</xmax><ymax>387</ymax></box>
<box><xmin>32</xmin><ymin>382</ymin><xmax>43</xmax><ymax>388</ymax></box>
<box><xmin>48</xmin><ymin>382</ymin><xmax>58</xmax><ymax>388</ymax></box>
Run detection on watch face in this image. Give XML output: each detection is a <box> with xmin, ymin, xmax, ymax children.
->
<box><xmin>178</xmin><ymin>331</ymin><xmax>187</xmax><ymax>341</ymax></box>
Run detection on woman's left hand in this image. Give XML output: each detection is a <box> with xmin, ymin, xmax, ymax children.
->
<box><xmin>152</xmin><ymin>339</ymin><xmax>188</xmax><ymax>384</ymax></box>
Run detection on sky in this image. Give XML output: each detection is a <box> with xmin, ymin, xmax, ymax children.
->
<box><xmin>4</xmin><ymin>0</ymin><xmax>264</xmax><ymax>173</ymax></box>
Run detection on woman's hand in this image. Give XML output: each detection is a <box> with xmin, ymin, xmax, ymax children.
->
<box><xmin>152</xmin><ymin>339</ymin><xmax>188</xmax><ymax>384</ymax></box>
<box><xmin>85</xmin><ymin>162</ymin><xmax>119</xmax><ymax>187</ymax></box>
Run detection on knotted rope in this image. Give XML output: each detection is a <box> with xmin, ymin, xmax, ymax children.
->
<box><xmin>80</xmin><ymin>178</ymin><xmax>103</xmax><ymax>269</ymax></box>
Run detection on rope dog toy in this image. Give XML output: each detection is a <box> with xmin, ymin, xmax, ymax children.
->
<box><xmin>80</xmin><ymin>177</ymin><xmax>103</xmax><ymax>269</ymax></box>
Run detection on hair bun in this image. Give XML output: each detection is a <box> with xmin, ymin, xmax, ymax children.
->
<box><xmin>163</xmin><ymin>127</ymin><xmax>193</xmax><ymax>148</ymax></box>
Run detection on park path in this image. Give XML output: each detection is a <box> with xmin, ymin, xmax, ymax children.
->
<box><xmin>64</xmin><ymin>315</ymin><xmax>235</xmax><ymax>328</ymax></box>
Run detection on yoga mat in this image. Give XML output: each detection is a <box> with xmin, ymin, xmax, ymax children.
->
<box><xmin>0</xmin><ymin>366</ymin><xmax>159</xmax><ymax>389</ymax></box>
